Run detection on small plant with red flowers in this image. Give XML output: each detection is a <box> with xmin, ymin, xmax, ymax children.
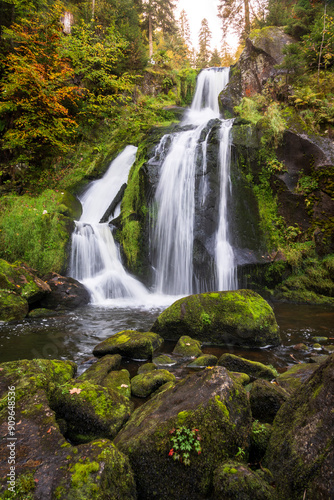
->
<box><xmin>168</xmin><ymin>426</ymin><xmax>202</xmax><ymax>466</ymax></box>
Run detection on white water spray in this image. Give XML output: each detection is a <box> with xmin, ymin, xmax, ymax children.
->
<box><xmin>70</xmin><ymin>146</ymin><xmax>148</xmax><ymax>304</ymax></box>
<box><xmin>152</xmin><ymin>67</ymin><xmax>236</xmax><ymax>294</ymax></box>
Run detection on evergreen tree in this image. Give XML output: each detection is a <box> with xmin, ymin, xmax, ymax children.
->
<box><xmin>178</xmin><ymin>9</ymin><xmax>192</xmax><ymax>49</ymax></box>
<box><xmin>209</xmin><ymin>47</ymin><xmax>222</xmax><ymax>67</ymax></box>
<box><xmin>197</xmin><ymin>18</ymin><xmax>212</xmax><ymax>69</ymax></box>
<box><xmin>139</xmin><ymin>0</ymin><xmax>177</xmax><ymax>58</ymax></box>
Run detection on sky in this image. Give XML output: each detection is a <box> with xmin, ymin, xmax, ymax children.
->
<box><xmin>176</xmin><ymin>0</ymin><xmax>224</xmax><ymax>51</ymax></box>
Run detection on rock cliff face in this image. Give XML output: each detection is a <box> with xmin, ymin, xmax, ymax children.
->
<box><xmin>219</xmin><ymin>26</ymin><xmax>295</xmax><ymax>116</ymax></box>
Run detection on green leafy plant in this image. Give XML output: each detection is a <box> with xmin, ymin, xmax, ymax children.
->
<box><xmin>169</xmin><ymin>426</ymin><xmax>202</xmax><ymax>466</ymax></box>
<box><xmin>235</xmin><ymin>446</ymin><xmax>246</xmax><ymax>461</ymax></box>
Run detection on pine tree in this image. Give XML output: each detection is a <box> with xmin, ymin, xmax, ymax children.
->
<box><xmin>209</xmin><ymin>47</ymin><xmax>222</xmax><ymax>67</ymax></box>
<box><xmin>218</xmin><ymin>0</ymin><xmax>251</xmax><ymax>41</ymax></box>
<box><xmin>197</xmin><ymin>18</ymin><xmax>212</xmax><ymax>69</ymax></box>
<box><xmin>178</xmin><ymin>9</ymin><xmax>192</xmax><ymax>49</ymax></box>
<box><xmin>139</xmin><ymin>0</ymin><xmax>177</xmax><ymax>58</ymax></box>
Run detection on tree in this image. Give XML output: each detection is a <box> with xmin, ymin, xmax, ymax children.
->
<box><xmin>209</xmin><ymin>47</ymin><xmax>222</xmax><ymax>67</ymax></box>
<box><xmin>139</xmin><ymin>0</ymin><xmax>177</xmax><ymax>58</ymax></box>
<box><xmin>0</xmin><ymin>3</ymin><xmax>80</xmax><ymax>169</ymax></box>
<box><xmin>197</xmin><ymin>18</ymin><xmax>212</xmax><ymax>69</ymax></box>
<box><xmin>178</xmin><ymin>9</ymin><xmax>192</xmax><ymax>49</ymax></box>
<box><xmin>218</xmin><ymin>0</ymin><xmax>251</xmax><ymax>41</ymax></box>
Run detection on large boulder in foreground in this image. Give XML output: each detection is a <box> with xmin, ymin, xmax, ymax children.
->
<box><xmin>151</xmin><ymin>290</ymin><xmax>280</xmax><ymax>347</ymax></box>
<box><xmin>0</xmin><ymin>359</ymin><xmax>136</xmax><ymax>499</ymax></box>
<box><xmin>114</xmin><ymin>366</ymin><xmax>252</xmax><ymax>499</ymax></box>
<box><xmin>40</xmin><ymin>272</ymin><xmax>90</xmax><ymax>309</ymax></box>
<box><xmin>264</xmin><ymin>354</ymin><xmax>334</xmax><ymax>499</ymax></box>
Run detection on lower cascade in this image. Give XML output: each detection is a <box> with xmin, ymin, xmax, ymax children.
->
<box><xmin>69</xmin><ymin>146</ymin><xmax>149</xmax><ymax>304</ymax></box>
<box><xmin>69</xmin><ymin>67</ymin><xmax>238</xmax><ymax>303</ymax></box>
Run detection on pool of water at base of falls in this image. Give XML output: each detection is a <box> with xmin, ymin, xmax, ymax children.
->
<box><xmin>0</xmin><ymin>302</ymin><xmax>333</xmax><ymax>382</ymax></box>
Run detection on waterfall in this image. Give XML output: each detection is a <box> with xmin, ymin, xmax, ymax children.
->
<box><xmin>69</xmin><ymin>146</ymin><xmax>148</xmax><ymax>304</ymax></box>
<box><xmin>215</xmin><ymin>120</ymin><xmax>237</xmax><ymax>290</ymax></box>
<box><xmin>151</xmin><ymin>67</ymin><xmax>237</xmax><ymax>294</ymax></box>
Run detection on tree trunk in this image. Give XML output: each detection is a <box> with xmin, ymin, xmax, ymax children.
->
<box><xmin>244</xmin><ymin>0</ymin><xmax>250</xmax><ymax>36</ymax></box>
<box><xmin>149</xmin><ymin>13</ymin><xmax>153</xmax><ymax>58</ymax></box>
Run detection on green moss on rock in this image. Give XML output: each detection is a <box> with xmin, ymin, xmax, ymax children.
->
<box><xmin>276</xmin><ymin>362</ymin><xmax>319</xmax><ymax>393</ymax></box>
<box><xmin>49</xmin><ymin>379</ymin><xmax>133</xmax><ymax>443</ymax></box>
<box><xmin>249</xmin><ymin>379</ymin><xmax>289</xmax><ymax>423</ymax></box>
<box><xmin>187</xmin><ymin>354</ymin><xmax>218</xmax><ymax>368</ymax></box>
<box><xmin>0</xmin><ymin>290</ymin><xmax>29</xmax><ymax>322</ymax></box>
<box><xmin>151</xmin><ymin>290</ymin><xmax>280</xmax><ymax>347</ymax></box>
<box><xmin>213</xmin><ymin>461</ymin><xmax>276</xmax><ymax>499</ymax></box>
<box><xmin>114</xmin><ymin>366</ymin><xmax>252</xmax><ymax>499</ymax></box>
<box><xmin>77</xmin><ymin>355</ymin><xmax>122</xmax><ymax>385</ymax></box>
<box><xmin>93</xmin><ymin>330</ymin><xmax>164</xmax><ymax>360</ymax></box>
<box><xmin>131</xmin><ymin>369</ymin><xmax>176</xmax><ymax>398</ymax></box>
<box><xmin>172</xmin><ymin>335</ymin><xmax>203</xmax><ymax>358</ymax></box>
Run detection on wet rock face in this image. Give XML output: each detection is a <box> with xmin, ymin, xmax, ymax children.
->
<box><xmin>264</xmin><ymin>354</ymin><xmax>334</xmax><ymax>499</ymax></box>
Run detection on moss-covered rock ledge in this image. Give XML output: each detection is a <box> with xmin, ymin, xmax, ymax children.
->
<box><xmin>151</xmin><ymin>289</ymin><xmax>280</xmax><ymax>347</ymax></box>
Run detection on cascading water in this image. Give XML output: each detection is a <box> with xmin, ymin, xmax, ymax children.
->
<box><xmin>70</xmin><ymin>146</ymin><xmax>148</xmax><ymax>304</ymax></box>
<box><xmin>151</xmin><ymin>67</ymin><xmax>237</xmax><ymax>294</ymax></box>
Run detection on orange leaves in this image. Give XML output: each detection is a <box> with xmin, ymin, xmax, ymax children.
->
<box><xmin>69</xmin><ymin>387</ymin><xmax>82</xmax><ymax>395</ymax></box>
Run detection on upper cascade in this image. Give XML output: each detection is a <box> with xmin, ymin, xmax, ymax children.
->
<box><xmin>183</xmin><ymin>67</ymin><xmax>230</xmax><ymax>125</ymax></box>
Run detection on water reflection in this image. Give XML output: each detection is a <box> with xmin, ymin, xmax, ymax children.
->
<box><xmin>0</xmin><ymin>303</ymin><xmax>333</xmax><ymax>374</ymax></box>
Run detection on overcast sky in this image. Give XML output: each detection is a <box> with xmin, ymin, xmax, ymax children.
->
<box><xmin>176</xmin><ymin>0</ymin><xmax>223</xmax><ymax>50</ymax></box>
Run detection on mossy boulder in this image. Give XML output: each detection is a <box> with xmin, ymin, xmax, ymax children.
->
<box><xmin>230</xmin><ymin>372</ymin><xmax>251</xmax><ymax>386</ymax></box>
<box><xmin>0</xmin><ymin>259</ymin><xmax>51</xmax><ymax>305</ymax></box>
<box><xmin>249</xmin><ymin>379</ymin><xmax>290</xmax><ymax>423</ymax></box>
<box><xmin>77</xmin><ymin>354</ymin><xmax>122</xmax><ymax>385</ymax></box>
<box><xmin>188</xmin><ymin>354</ymin><xmax>218</xmax><ymax>368</ymax></box>
<box><xmin>218</xmin><ymin>353</ymin><xmax>278</xmax><ymax>381</ymax></box>
<box><xmin>114</xmin><ymin>366</ymin><xmax>252</xmax><ymax>499</ymax></box>
<box><xmin>93</xmin><ymin>330</ymin><xmax>164</xmax><ymax>360</ymax></box>
<box><xmin>151</xmin><ymin>290</ymin><xmax>280</xmax><ymax>348</ymax></box>
<box><xmin>131</xmin><ymin>369</ymin><xmax>176</xmax><ymax>398</ymax></box>
<box><xmin>49</xmin><ymin>379</ymin><xmax>133</xmax><ymax>444</ymax></box>
<box><xmin>52</xmin><ymin>439</ymin><xmax>136</xmax><ymax>500</ymax></box>
<box><xmin>40</xmin><ymin>272</ymin><xmax>90</xmax><ymax>310</ymax></box>
<box><xmin>264</xmin><ymin>354</ymin><xmax>334</xmax><ymax>499</ymax></box>
<box><xmin>212</xmin><ymin>461</ymin><xmax>276</xmax><ymax>499</ymax></box>
<box><xmin>276</xmin><ymin>362</ymin><xmax>319</xmax><ymax>393</ymax></box>
<box><xmin>0</xmin><ymin>373</ymin><xmax>135</xmax><ymax>499</ymax></box>
<box><xmin>0</xmin><ymin>358</ymin><xmax>76</xmax><ymax>401</ymax></box>
<box><xmin>0</xmin><ymin>289</ymin><xmax>29</xmax><ymax>322</ymax></box>
<box><xmin>172</xmin><ymin>335</ymin><xmax>203</xmax><ymax>358</ymax></box>
<box><xmin>54</xmin><ymin>190</ymin><xmax>82</xmax><ymax>220</ymax></box>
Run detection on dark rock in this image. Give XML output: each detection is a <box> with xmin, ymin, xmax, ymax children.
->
<box><xmin>99</xmin><ymin>182</ymin><xmax>127</xmax><ymax>223</ymax></box>
<box><xmin>276</xmin><ymin>362</ymin><xmax>319</xmax><ymax>393</ymax></box>
<box><xmin>249</xmin><ymin>379</ymin><xmax>290</xmax><ymax>423</ymax></box>
<box><xmin>152</xmin><ymin>290</ymin><xmax>280</xmax><ymax>348</ymax></box>
<box><xmin>212</xmin><ymin>461</ymin><xmax>276</xmax><ymax>499</ymax></box>
<box><xmin>249</xmin><ymin>421</ymin><xmax>273</xmax><ymax>464</ymax></box>
<box><xmin>218</xmin><ymin>353</ymin><xmax>278</xmax><ymax>381</ymax></box>
<box><xmin>114</xmin><ymin>366</ymin><xmax>252</xmax><ymax>499</ymax></box>
<box><xmin>264</xmin><ymin>354</ymin><xmax>334</xmax><ymax>499</ymax></box>
<box><xmin>40</xmin><ymin>272</ymin><xmax>90</xmax><ymax>309</ymax></box>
